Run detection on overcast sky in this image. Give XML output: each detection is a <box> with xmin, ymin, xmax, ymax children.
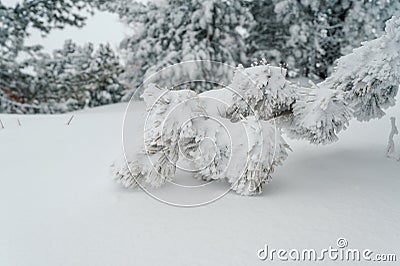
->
<box><xmin>3</xmin><ymin>0</ymin><xmax>127</xmax><ymax>52</ymax></box>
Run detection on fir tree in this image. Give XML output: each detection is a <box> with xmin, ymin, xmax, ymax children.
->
<box><xmin>109</xmin><ymin>0</ymin><xmax>253</xmax><ymax>98</ymax></box>
<box><xmin>247</xmin><ymin>0</ymin><xmax>400</xmax><ymax>80</ymax></box>
<box><xmin>342</xmin><ymin>0</ymin><xmax>400</xmax><ymax>55</ymax></box>
<box><xmin>26</xmin><ymin>40</ymin><xmax>126</xmax><ymax>113</ymax></box>
<box><xmin>0</xmin><ymin>0</ymin><xmax>114</xmax><ymax>113</ymax></box>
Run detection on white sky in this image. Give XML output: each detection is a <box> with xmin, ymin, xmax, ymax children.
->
<box><xmin>3</xmin><ymin>0</ymin><xmax>127</xmax><ymax>52</ymax></box>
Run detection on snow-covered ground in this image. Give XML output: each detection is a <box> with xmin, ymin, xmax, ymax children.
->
<box><xmin>0</xmin><ymin>97</ymin><xmax>399</xmax><ymax>265</ymax></box>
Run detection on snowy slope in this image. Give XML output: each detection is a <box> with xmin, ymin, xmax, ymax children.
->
<box><xmin>0</xmin><ymin>98</ymin><xmax>399</xmax><ymax>265</ymax></box>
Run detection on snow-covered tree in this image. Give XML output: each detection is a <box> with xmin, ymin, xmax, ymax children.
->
<box><xmin>247</xmin><ymin>0</ymin><xmax>400</xmax><ymax>80</ymax></box>
<box><xmin>2</xmin><ymin>40</ymin><xmax>126</xmax><ymax>114</ymax></box>
<box><xmin>25</xmin><ymin>40</ymin><xmax>126</xmax><ymax>113</ymax></box>
<box><xmin>247</xmin><ymin>0</ymin><xmax>353</xmax><ymax>79</ymax></box>
<box><xmin>83</xmin><ymin>44</ymin><xmax>127</xmax><ymax>107</ymax></box>
<box><xmin>108</xmin><ymin>0</ymin><xmax>253</xmax><ymax>98</ymax></box>
<box><xmin>0</xmin><ymin>56</ymin><xmax>35</xmax><ymax>113</ymax></box>
<box><xmin>246</xmin><ymin>1</ymin><xmax>283</xmax><ymax>65</ymax></box>
<box><xmin>0</xmin><ymin>0</ymin><xmax>101</xmax><ymax>58</ymax></box>
<box><xmin>342</xmin><ymin>0</ymin><xmax>400</xmax><ymax>55</ymax></box>
<box><xmin>115</xmin><ymin>16</ymin><xmax>400</xmax><ymax>195</ymax></box>
<box><xmin>0</xmin><ymin>0</ymin><xmax>115</xmax><ymax>113</ymax></box>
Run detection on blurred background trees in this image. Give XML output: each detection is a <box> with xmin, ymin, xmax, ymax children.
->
<box><xmin>1</xmin><ymin>0</ymin><xmax>399</xmax><ymax>113</ymax></box>
<box><xmin>0</xmin><ymin>0</ymin><xmax>124</xmax><ymax>113</ymax></box>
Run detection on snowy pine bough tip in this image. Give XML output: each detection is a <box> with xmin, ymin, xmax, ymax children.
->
<box><xmin>320</xmin><ymin>16</ymin><xmax>400</xmax><ymax>122</ymax></box>
<box><xmin>113</xmin><ymin>16</ymin><xmax>400</xmax><ymax>197</ymax></box>
<box><xmin>114</xmin><ymin>64</ymin><xmax>292</xmax><ymax>196</ymax></box>
<box><xmin>290</xmin><ymin>16</ymin><xmax>400</xmax><ymax>144</ymax></box>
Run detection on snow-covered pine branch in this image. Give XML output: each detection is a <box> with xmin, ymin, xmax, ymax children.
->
<box><xmin>290</xmin><ymin>84</ymin><xmax>352</xmax><ymax>144</ymax></box>
<box><xmin>226</xmin><ymin>62</ymin><xmax>298</xmax><ymax>122</ymax></box>
<box><xmin>114</xmin><ymin>84</ymin><xmax>200</xmax><ymax>188</ymax></box>
<box><xmin>288</xmin><ymin>16</ymin><xmax>400</xmax><ymax>144</ymax></box>
<box><xmin>320</xmin><ymin>16</ymin><xmax>400</xmax><ymax>122</ymax></box>
<box><xmin>222</xmin><ymin>62</ymin><xmax>352</xmax><ymax>145</ymax></box>
<box><xmin>190</xmin><ymin>86</ymin><xmax>291</xmax><ymax>195</ymax></box>
<box><xmin>115</xmin><ymin>77</ymin><xmax>291</xmax><ymax>196</ymax></box>
<box><xmin>115</xmin><ymin>16</ymin><xmax>400</xmax><ymax>196</ymax></box>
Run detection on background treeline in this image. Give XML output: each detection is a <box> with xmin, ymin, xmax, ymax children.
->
<box><xmin>1</xmin><ymin>0</ymin><xmax>399</xmax><ymax>113</ymax></box>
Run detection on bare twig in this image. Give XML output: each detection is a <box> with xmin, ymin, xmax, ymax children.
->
<box><xmin>0</xmin><ymin>119</ymin><xmax>4</xmax><ymax>129</ymax></box>
<box><xmin>386</xmin><ymin>117</ymin><xmax>398</xmax><ymax>158</ymax></box>
<box><xmin>66</xmin><ymin>115</ymin><xmax>75</xmax><ymax>126</ymax></box>
<box><xmin>17</xmin><ymin>118</ymin><xmax>21</xmax><ymax>126</ymax></box>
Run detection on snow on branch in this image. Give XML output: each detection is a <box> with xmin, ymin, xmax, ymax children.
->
<box><xmin>226</xmin><ymin>63</ymin><xmax>298</xmax><ymax>122</ymax></box>
<box><xmin>291</xmin><ymin>84</ymin><xmax>352</xmax><ymax>145</ymax></box>
<box><xmin>288</xmin><ymin>16</ymin><xmax>400</xmax><ymax>144</ymax></box>
<box><xmin>386</xmin><ymin>117</ymin><xmax>399</xmax><ymax>161</ymax></box>
<box><xmin>115</xmin><ymin>16</ymin><xmax>400</xmax><ymax>196</ymax></box>
<box><xmin>115</xmin><ymin>73</ymin><xmax>291</xmax><ymax>196</ymax></box>
<box><xmin>320</xmin><ymin>16</ymin><xmax>400</xmax><ymax>122</ymax></box>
